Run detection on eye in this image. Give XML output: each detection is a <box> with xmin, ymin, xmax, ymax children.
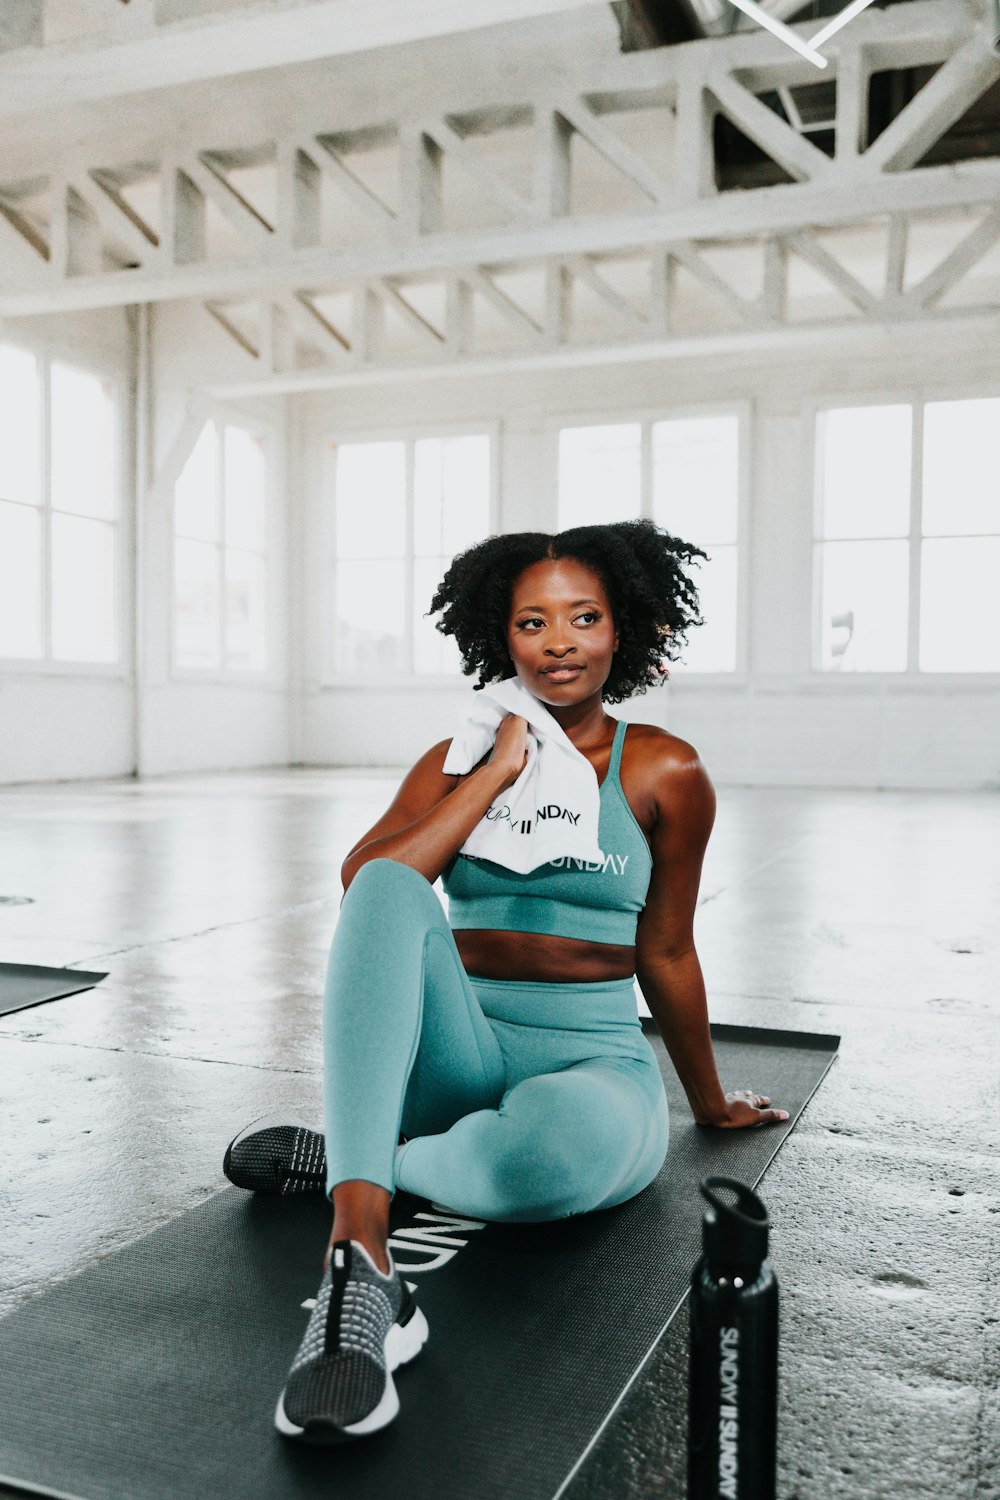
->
<box><xmin>516</xmin><ymin>616</ymin><xmax>545</xmax><ymax>630</ymax></box>
<box><xmin>575</xmin><ymin>611</ymin><xmax>601</xmax><ymax>625</ymax></box>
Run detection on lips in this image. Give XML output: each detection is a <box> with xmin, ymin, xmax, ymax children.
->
<box><xmin>542</xmin><ymin>665</ymin><xmax>584</xmax><ymax>681</ymax></box>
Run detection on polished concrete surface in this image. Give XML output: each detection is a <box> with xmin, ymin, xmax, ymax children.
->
<box><xmin>0</xmin><ymin>770</ymin><xmax>996</xmax><ymax>1499</ymax></box>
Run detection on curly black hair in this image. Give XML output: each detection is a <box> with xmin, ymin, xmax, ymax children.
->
<box><xmin>427</xmin><ymin>519</ymin><xmax>706</xmax><ymax>705</ymax></box>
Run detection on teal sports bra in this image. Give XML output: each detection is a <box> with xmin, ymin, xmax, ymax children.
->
<box><xmin>442</xmin><ymin>719</ymin><xmax>652</xmax><ymax>946</ymax></box>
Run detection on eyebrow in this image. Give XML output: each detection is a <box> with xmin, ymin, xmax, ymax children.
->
<box><xmin>514</xmin><ymin>599</ymin><xmax>602</xmax><ymax>612</ymax></box>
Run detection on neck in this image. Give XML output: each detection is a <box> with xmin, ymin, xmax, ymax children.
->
<box><xmin>540</xmin><ymin>691</ymin><xmax>612</xmax><ymax>748</ymax></box>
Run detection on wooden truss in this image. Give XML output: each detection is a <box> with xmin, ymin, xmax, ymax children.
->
<box><xmin>1</xmin><ymin>0</ymin><xmax>998</xmax><ymax>387</ymax></box>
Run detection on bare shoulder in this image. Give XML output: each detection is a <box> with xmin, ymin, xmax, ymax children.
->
<box><xmin>623</xmin><ymin>722</ymin><xmax>710</xmax><ymax>782</ymax></box>
<box><xmin>620</xmin><ymin>722</ymin><xmax>715</xmax><ymax>836</ymax></box>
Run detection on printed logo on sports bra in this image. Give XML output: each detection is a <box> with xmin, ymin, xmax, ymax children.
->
<box><xmin>548</xmin><ymin>853</ymin><xmax>630</xmax><ymax>875</ymax></box>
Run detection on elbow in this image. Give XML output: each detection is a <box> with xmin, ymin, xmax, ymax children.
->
<box><xmin>636</xmin><ymin>942</ymin><xmax>698</xmax><ymax>978</ymax></box>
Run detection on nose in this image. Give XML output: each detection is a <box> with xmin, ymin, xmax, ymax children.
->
<box><xmin>544</xmin><ymin>644</ymin><xmax>575</xmax><ymax>658</ymax></box>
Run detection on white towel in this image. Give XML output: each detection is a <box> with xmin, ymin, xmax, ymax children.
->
<box><xmin>442</xmin><ymin>677</ymin><xmax>604</xmax><ymax>874</ymax></box>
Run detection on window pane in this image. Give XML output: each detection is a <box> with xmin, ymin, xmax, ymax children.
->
<box><xmin>672</xmin><ymin>545</ymin><xmax>737</xmax><ymax>673</ymax></box>
<box><xmin>652</xmin><ymin>415</ymin><xmax>739</xmax><ymax>546</ymax></box>
<box><xmin>174</xmin><ymin>537</ymin><xmax>221</xmax><ymax>669</ymax></box>
<box><xmin>559</xmin><ymin>425</ymin><xmax>641</xmax><ymax>529</ymax></box>
<box><xmin>335</xmin><ymin>442</ymin><xmax>405</xmax><ymax>559</ymax></box>
<box><xmin>920</xmin><ymin>537</ymin><xmax>1000</xmax><ymax>672</ymax></box>
<box><xmin>225</xmin><ymin>548</ymin><xmax>267</xmax><ymax>671</ymax></box>
<box><xmin>175</xmin><ymin>423</ymin><xmax>219</xmax><ymax>542</ymax></box>
<box><xmin>816</xmin><ymin>539</ymin><xmax>908</xmax><ymax>671</ymax></box>
<box><xmin>224</xmin><ymin>427</ymin><xmax>267</xmax><ymax>551</ymax></box>
<box><xmin>414</xmin><ymin>555</ymin><xmax>463</xmax><ymax>674</ymax></box>
<box><xmin>335</xmin><ymin>559</ymin><xmax>406</xmax><ymax>672</ymax></box>
<box><xmin>923</xmin><ymin>399</ymin><xmax>1000</xmax><ymax>538</ymax></box>
<box><xmin>414</xmin><ymin>435</ymin><xmax>490</xmax><ymax>557</ymax></box>
<box><xmin>51</xmin><ymin>514</ymin><xmax>117</xmax><ymax>662</ymax></box>
<box><xmin>0</xmin><ymin>346</ymin><xmax>42</xmax><ymax>505</ymax></box>
<box><xmin>50</xmin><ymin>364</ymin><xmax>116</xmax><ymax>519</ymax></box>
<box><xmin>0</xmin><ymin>500</ymin><xmax>43</xmax><ymax>657</ymax></box>
<box><xmin>816</xmin><ymin>406</ymin><xmax>911</xmax><ymax>539</ymax></box>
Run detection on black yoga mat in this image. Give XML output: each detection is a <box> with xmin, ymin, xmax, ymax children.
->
<box><xmin>0</xmin><ymin>1021</ymin><xmax>837</xmax><ymax>1500</ymax></box>
<box><xmin>0</xmin><ymin>963</ymin><xmax>107</xmax><ymax>1017</ymax></box>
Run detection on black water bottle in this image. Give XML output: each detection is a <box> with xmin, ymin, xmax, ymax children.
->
<box><xmin>688</xmin><ymin>1176</ymin><xmax>778</xmax><ymax>1500</ymax></box>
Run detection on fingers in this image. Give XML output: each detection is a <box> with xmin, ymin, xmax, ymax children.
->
<box><xmin>724</xmin><ymin>1090</ymin><xmax>789</xmax><ymax>1126</ymax></box>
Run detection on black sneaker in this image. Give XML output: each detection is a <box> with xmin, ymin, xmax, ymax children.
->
<box><xmin>223</xmin><ymin>1115</ymin><xmax>327</xmax><ymax>1196</ymax></box>
<box><xmin>275</xmin><ymin>1239</ymin><xmax>429</xmax><ymax>1443</ymax></box>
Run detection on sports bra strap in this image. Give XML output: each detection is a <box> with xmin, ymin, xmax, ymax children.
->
<box><xmin>605</xmin><ymin>718</ymin><xmax>627</xmax><ymax>786</ymax></box>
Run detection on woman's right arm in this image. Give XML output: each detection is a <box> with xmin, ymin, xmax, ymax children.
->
<box><xmin>341</xmin><ymin>715</ymin><xmax>527</xmax><ymax>891</ymax></box>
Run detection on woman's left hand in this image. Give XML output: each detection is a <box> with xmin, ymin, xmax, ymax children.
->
<box><xmin>697</xmin><ymin>1090</ymin><xmax>789</xmax><ymax>1128</ymax></box>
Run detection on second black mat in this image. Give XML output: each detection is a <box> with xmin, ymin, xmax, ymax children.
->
<box><xmin>0</xmin><ymin>963</ymin><xmax>108</xmax><ymax>1017</ymax></box>
<box><xmin>0</xmin><ymin>1022</ymin><xmax>837</xmax><ymax>1500</ymax></box>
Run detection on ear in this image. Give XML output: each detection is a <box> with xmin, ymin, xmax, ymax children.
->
<box><xmin>613</xmin><ymin>634</ymin><xmax>620</xmax><ymax>653</ymax></box>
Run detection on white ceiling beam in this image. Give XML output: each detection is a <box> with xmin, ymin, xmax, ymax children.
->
<box><xmin>555</xmin><ymin>99</ymin><xmax>677</xmax><ymax>207</ymax></box>
<box><xmin>669</xmin><ymin>240</ymin><xmax>765</xmax><ymax>324</ymax></box>
<box><xmin>298</xmin><ymin>139</ymin><xmax>398</xmax><ymax>226</ymax></box>
<box><xmin>863</xmin><ymin>31</ymin><xmax>1000</xmax><ymax>175</ymax></box>
<box><xmin>903</xmin><ymin>204</ymin><xmax>1000</xmax><ymax>309</ymax></box>
<box><xmin>423</xmin><ymin>118</ymin><xmax>534</xmax><ymax>220</ymax></box>
<box><xmin>0</xmin><ymin>0</ymin><xmax>609</xmax><ymax>118</ymax></box>
<box><xmin>566</xmin><ymin>253</ymin><xmax>648</xmax><ymax>330</ymax></box>
<box><xmin>463</xmin><ymin>266</ymin><xmax>545</xmax><ymax>336</ymax></box>
<box><xmin>784</xmin><ymin>229</ymin><xmax>879</xmax><ymax>313</ymax></box>
<box><xmin>375</xmin><ymin>278</ymin><xmax>447</xmax><ymax>344</ymax></box>
<box><xmin>7</xmin><ymin>155</ymin><xmax>999</xmax><ymax>317</ymax></box>
<box><xmin>708</xmin><ymin>73</ymin><xmax>834</xmax><ymax>183</ymax></box>
<box><xmin>206</xmin><ymin>306</ymin><xmax>1000</xmax><ymax>399</ymax></box>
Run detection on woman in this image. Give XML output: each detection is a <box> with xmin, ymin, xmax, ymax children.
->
<box><xmin>223</xmin><ymin>519</ymin><xmax>787</xmax><ymax>1444</ymax></box>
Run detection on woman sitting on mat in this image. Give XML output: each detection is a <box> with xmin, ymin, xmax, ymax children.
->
<box><xmin>223</xmin><ymin>518</ymin><xmax>787</xmax><ymax>1444</ymax></box>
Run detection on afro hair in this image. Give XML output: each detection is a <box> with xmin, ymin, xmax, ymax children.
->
<box><xmin>428</xmin><ymin>519</ymin><xmax>706</xmax><ymax>704</ymax></box>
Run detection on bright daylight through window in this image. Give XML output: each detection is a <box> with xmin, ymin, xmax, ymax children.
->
<box><xmin>331</xmin><ymin>434</ymin><xmax>491</xmax><ymax>675</ymax></box>
<box><xmin>0</xmin><ymin>346</ymin><xmax>118</xmax><ymax>665</ymax></box>
<box><xmin>173</xmin><ymin>422</ymin><xmax>269</xmax><ymax>672</ymax></box>
<box><xmin>558</xmin><ymin>414</ymin><xmax>740</xmax><ymax>673</ymax></box>
<box><xmin>815</xmin><ymin>399</ymin><xmax>1000</xmax><ymax>673</ymax></box>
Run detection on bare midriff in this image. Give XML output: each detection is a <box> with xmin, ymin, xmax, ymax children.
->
<box><xmin>453</xmin><ymin>928</ymin><xmax>636</xmax><ymax>984</ymax></box>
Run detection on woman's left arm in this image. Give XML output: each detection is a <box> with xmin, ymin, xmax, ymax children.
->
<box><xmin>634</xmin><ymin>739</ymin><xmax>786</xmax><ymax>1129</ymax></box>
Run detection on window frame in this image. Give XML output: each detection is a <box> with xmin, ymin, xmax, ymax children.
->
<box><xmin>549</xmin><ymin>400</ymin><xmax>751</xmax><ymax>682</ymax></box>
<box><xmin>0</xmin><ymin>340</ymin><xmax>127</xmax><ymax>677</ymax></box>
<box><xmin>319</xmin><ymin>418</ymin><xmax>500</xmax><ymax>687</ymax></box>
<box><xmin>169</xmin><ymin>406</ymin><xmax>280</xmax><ymax>684</ymax></box>
<box><xmin>809</xmin><ymin>384</ymin><xmax>1000</xmax><ymax>684</ymax></box>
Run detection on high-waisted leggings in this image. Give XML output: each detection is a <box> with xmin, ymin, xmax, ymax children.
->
<box><xmin>322</xmin><ymin>858</ymin><xmax>669</xmax><ymax>1223</ymax></box>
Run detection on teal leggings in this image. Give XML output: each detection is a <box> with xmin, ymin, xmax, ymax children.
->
<box><xmin>322</xmin><ymin>859</ymin><xmax>669</xmax><ymax>1222</ymax></box>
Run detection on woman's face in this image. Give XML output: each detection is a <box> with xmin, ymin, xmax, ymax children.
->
<box><xmin>506</xmin><ymin>557</ymin><xmax>618</xmax><ymax>708</ymax></box>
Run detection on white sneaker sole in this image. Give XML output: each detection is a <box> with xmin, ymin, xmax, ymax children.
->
<box><xmin>274</xmin><ymin>1305</ymin><xmax>430</xmax><ymax>1443</ymax></box>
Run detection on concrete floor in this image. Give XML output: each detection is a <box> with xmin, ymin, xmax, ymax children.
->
<box><xmin>0</xmin><ymin>770</ymin><xmax>997</xmax><ymax>1500</ymax></box>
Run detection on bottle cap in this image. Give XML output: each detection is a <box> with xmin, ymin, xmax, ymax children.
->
<box><xmin>700</xmin><ymin>1176</ymin><xmax>769</xmax><ymax>1267</ymax></box>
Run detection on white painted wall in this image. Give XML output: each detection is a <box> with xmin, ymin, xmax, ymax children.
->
<box><xmin>295</xmin><ymin>316</ymin><xmax>1000</xmax><ymax>790</ymax></box>
<box><xmin>139</xmin><ymin>300</ymin><xmax>292</xmax><ymax>776</ymax></box>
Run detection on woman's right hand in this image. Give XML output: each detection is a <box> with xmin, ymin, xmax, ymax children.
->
<box><xmin>491</xmin><ymin>714</ymin><xmax>530</xmax><ymax>787</ymax></box>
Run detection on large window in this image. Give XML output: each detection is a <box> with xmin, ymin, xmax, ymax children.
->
<box><xmin>814</xmin><ymin>398</ymin><xmax>1000</xmax><ymax>673</ymax></box>
<box><xmin>0</xmin><ymin>346</ymin><xmax>119</xmax><ymax>665</ymax></box>
<box><xmin>558</xmin><ymin>413</ymin><xmax>741</xmax><ymax>673</ymax></box>
<box><xmin>329</xmin><ymin>432</ymin><xmax>492</xmax><ymax>675</ymax></box>
<box><xmin>173</xmin><ymin>421</ymin><xmax>269</xmax><ymax>671</ymax></box>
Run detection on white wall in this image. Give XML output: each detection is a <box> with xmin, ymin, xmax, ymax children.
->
<box><xmin>295</xmin><ymin>317</ymin><xmax>1000</xmax><ymax>790</ymax></box>
<box><xmin>140</xmin><ymin>300</ymin><xmax>292</xmax><ymax>776</ymax></box>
